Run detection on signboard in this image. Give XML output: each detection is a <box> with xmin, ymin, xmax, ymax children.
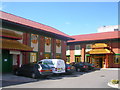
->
<box><xmin>10</xmin><ymin>51</ymin><xmax>20</xmax><ymax>54</ymax></box>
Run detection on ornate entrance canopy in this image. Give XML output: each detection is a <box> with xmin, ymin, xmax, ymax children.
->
<box><xmin>89</xmin><ymin>49</ymin><xmax>113</xmax><ymax>54</ymax></box>
<box><xmin>92</xmin><ymin>43</ymin><xmax>108</xmax><ymax>48</ymax></box>
<box><xmin>88</xmin><ymin>43</ymin><xmax>113</xmax><ymax>54</ymax></box>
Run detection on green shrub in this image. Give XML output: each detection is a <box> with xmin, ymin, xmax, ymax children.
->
<box><xmin>111</xmin><ymin>80</ymin><xmax>119</xmax><ymax>84</ymax></box>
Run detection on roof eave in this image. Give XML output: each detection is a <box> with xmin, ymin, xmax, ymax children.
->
<box><xmin>67</xmin><ymin>38</ymin><xmax>120</xmax><ymax>44</ymax></box>
<box><xmin>2</xmin><ymin>19</ymin><xmax>74</xmax><ymax>41</ymax></box>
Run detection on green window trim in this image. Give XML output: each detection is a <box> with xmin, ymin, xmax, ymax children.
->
<box><xmin>86</xmin><ymin>54</ymin><xmax>90</xmax><ymax>56</ymax></box>
<box><xmin>115</xmin><ymin>54</ymin><xmax>120</xmax><ymax>55</ymax></box>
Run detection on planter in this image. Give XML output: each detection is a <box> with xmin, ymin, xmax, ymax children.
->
<box><xmin>108</xmin><ymin>82</ymin><xmax>120</xmax><ymax>88</ymax></box>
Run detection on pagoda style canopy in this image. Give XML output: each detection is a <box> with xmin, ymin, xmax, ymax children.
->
<box><xmin>92</xmin><ymin>43</ymin><xmax>108</xmax><ymax>48</ymax></box>
<box><xmin>0</xmin><ymin>29</ymin><xmax>33</xmax><ymax>52</ymax></box>
<box><xmin>0</xmin><ymin>28</ymin><xmax>22</xmax><ymax>40</ymax></box>
<box><xmin>88</xmin><ymin>43</ymin><xmax>113</xmax><ymax>54</ymax></box>
<box><xmin>1</xmin><ymin>39</ymin><xmax>33</xmax><ymax>51</ymax></box>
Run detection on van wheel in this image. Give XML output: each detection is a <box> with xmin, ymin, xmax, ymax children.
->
<box><xmin>76</xmin><ymin>68</ymin><xmax>81</xmax><ymax>72</ymax></box>
<box><xmin>31</xmin><ymin>73</ymin><xmax>36</xmax><ymax>79</ymax></box>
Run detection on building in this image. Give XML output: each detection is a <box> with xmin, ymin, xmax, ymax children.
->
<box><xmin>66</xmin><ymin>31</ymin><xmax>120</xmax><ymax>68</ymax></box>
<box><xmin>98</xmin><ymin>25</ymin><xmax>120</xmax><ymax>32</ymax></box>
<box><xmin>0</xmin><ymin>11</ymin><xmax>73</xmax><ymax>73</ymax></box>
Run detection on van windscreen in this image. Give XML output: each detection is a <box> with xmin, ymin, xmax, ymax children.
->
<box><xmin>43</xmin><ymin>61</ymin><xmax>54</xmax><ymax>65</ymax></box>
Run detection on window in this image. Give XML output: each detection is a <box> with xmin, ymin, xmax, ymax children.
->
<box><xmin>45</xmin><ymin>37</ymin><xmax>51</xmax><ymax>46</ymax></box>
<box><xmin>30</xmin><ymin>53</ymin><xmax>37</xmax><ymax>63</ymax></box>
<box><xmin>114</xmin><ymin>55</ymin><xmax>120</xmax><ymax>64</ymax></box>
<box><xmin>56</xmin><ymin>54</ymin><xmax>61</xmax><ymax>59</ymax></box>
<box><xmin>86</xmin><ymin>44</ymin><xmax>92</xmax><ymax>49</ymax></box>
<box><xmin>44</xmin><ymin>54</ymin><xmax>50</xmax><ymax>59</ymax></box>
<box><xmin>75</xmin><ymin>56</ymin><xmax>81</xmax><ymax>62</ymax></box>
<box><xmin>75</xmin><ymin>45</ymin><xmax>81</xmax><ymax>50</ymax></box>
<box><xmin>66</xmin><ymin>46</ymin><xmax>70</xmax><ymax>50</ymax></box>
<box><xmin>31</xmin><ymin>34</ymin><xmax>38</xmax><ymax>51</ymax></box>
<box><xmin>86</xmin><ymin>56</ymin><xmax>91</xmax><ymax>63</ymax></box>
<box><xmin>66</xmin><ymin>56</ymin><xmax>70</xmax><ymax>63</ymax></box>
<box><xmin>56</xmin><ymin>39</ymin><xmax>61</xmax><ymax>47</ymax></box>
<box><xmin>56</xmin><ymin>39</ymin><xmax>61</xmax><ymax>53</ymax></box>
<box><xmin>41</xmin><ymin>64</ymin><xmax>50</xmax><ymax>69</ymax></box>
<box><xmin>43</xmin><ymin>61</ymin><xmax>54</xmax><ymax>65</ymax></box>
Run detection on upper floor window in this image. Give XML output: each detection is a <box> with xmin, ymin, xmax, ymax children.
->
<box><xmin>66</xmin><ymin>46</ymin><xmax>70</xmax><ymax>50</ymax></box>
<box><xmin>75</xmin><ymin>45</ymin><xmax>81</xmax><ymax>50</ymax></box>
<box><xmin>45</xmin><ymin>37</ymin><xmax>51</xmax><ymax>46</ymax></box>
<box><xmin>86</xmin><ymin>44</ymin><xmax>92</xmax><ymax>49</ymax></box>
<box><xmin>56</xmin><ymin>39</ymin><xmax>61</xmax><ymax>47</ymax></box>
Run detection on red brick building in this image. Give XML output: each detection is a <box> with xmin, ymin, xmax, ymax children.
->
<box><xmin>66</xmin><ymin>31</ymin><xmax>120</xmax><ymax>68</ymax></box>
<box><xmin>0</xmin><ymin>11</ymin><xmax>73</xmax><ymax>73</ymax></box>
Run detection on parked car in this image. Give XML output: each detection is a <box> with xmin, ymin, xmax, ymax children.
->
<box><xmin>65</xmin><ymin>64</ymin><xmax>75</xmax><ymax>74</ymax></box>
<box><xmin>83</xmin><ymin>62</ymin><xmax>95</xmax><ymax>70</ymax></box>
<box><xmin>37</xmin><ymin>59</ymin><xmax>66</xmax><ymax>74</ymax></box>
<box><xmin>14</xmin><ymin>63</ymin><xmax>53</xmax><ymax>78</ymax></box>
<box><xmin>74</xmin><ymin>62</ymin><xmax>88</xmax><ymax>72</ymax></box>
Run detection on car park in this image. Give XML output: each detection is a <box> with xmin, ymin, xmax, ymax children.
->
<box><xmin>74</xmin><ymin>62</ymin><xmax>88</xmax><ymax>72</ymax></box>
<box><xmin>14</xmin><ymin>63</ymin><xmax>53</xmax><ymax>79</ymax></box>
<box><xmin>65</xmin><ymin>64</ymin><xmax>75</xmax><ymax>74</ymax></box>
<box><xmin>38</xmin><ymin>59</ymin><xmax>66</xmax><ymax>74</ymax></box>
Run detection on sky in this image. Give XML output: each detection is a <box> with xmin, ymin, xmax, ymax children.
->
<box><xmin>1</xmin><ymin>2</ymin><xmax>118</xmax><ymax>35</ymax></box>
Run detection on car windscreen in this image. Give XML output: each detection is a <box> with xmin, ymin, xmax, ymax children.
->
<box><xmin>41</xmin><ymin>64</ymin><xmax>51</xmax><ymax>69</ymax></box>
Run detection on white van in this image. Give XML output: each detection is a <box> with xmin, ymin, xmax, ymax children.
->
<box><xmin>38</xmin><ymin>59</ymin><xmax>65</xmax><ymax>74</ymax></box>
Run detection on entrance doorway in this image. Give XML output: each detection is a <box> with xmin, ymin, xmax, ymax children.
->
<box><xmin>2</xmin><ymin>50</ymin><xmax>13</xmax><ymax>73</ymax></box>
<box><xmin>92</xmin><ymin>56</ymin><xmax>105</xmax><ymax>68</ymax></box>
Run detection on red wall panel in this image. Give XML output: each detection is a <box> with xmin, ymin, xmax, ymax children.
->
<box><xmin>51</xmin><ymin>38</ymin><xmax>56</xmax><ymax>59</ymax></box>
<box><xmin>39</xmin><ymin>35</ymin><xmax>45</xmax><ymax>60</ymax></box>
<box><xmin>70</xmin><ymin>45</ymin><xmax>75</xmax><ymax>63</ymax></box>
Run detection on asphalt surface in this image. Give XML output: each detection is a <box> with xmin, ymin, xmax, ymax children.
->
<box><xmin>1</xmin><ymin>69</ymin><xmax>119</xmax><ymax>88</ymax></box>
